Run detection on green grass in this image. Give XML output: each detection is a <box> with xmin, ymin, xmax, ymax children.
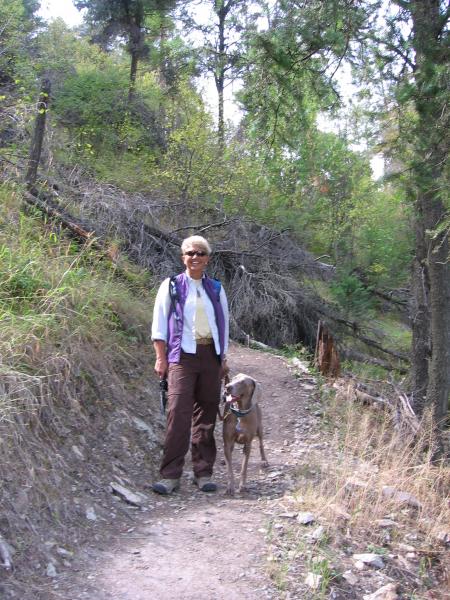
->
<box><xmin>0</xmin><ymin>184</ymin><xmax>152</xmax><ymax>360</ymax></box>
<box><xmin>372</xmin><ymin>313</ymin><xmax>411</xmax><ymax>353</ymax></box>
<box><xmin>276</xmin><ymin>343</ymin><xmax>312</xmax><ymax>361</ymax></box>
<box><xmin>304</xmin><ymin>278</ymin><xmax>336</xmax><ymax>304</ymax></box>
<box><xmin>340</xmin><ymin>359</ymin><xmax>399</xmax><ymax>380</ymax></box>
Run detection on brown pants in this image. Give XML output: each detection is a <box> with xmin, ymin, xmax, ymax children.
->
<box><xmin>160</xmin><ymin>345</ymin><xmax>221</xmax><ymax>480</ymax></box>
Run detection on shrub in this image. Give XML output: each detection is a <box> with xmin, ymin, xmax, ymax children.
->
<box><xmin>330</xmin><ymin>272</ymin><xmax>375</xmax><ymax>318</ymax></box>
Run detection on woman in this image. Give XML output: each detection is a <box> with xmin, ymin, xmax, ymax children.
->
<box><xmin>151</xmin><ymin>235</ymin><xmax>229</xmax><ymax>495</ymax></box>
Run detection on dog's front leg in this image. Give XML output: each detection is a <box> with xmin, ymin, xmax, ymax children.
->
<box><xmin>238</xmin><ymin>441</ymin><xmax>252</xmax><ymax>493</ymax></box>
<box><xmin>223</xmin><ymin>440</ymin><xmax>235</xmax><ymax>496</ymax></box>
<box><xmin>258</xmin><ymin>430</ymin><xmax>269</xmax><ymax>468</ymax></box>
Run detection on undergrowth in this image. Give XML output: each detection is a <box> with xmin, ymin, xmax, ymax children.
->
<box><xmin>0</xmin><ymin>185</ymin><xmax>151</xmax><ymax>355</ymax></box>
<box><xmin>267</xmin><ymin>375</ymin><xmax>449</xmax><ymax>597</ymax></box>
<box><xmin>373</xmin><ymin>313</ymin><xmax>411</xmax><ymax>354</ymax></box>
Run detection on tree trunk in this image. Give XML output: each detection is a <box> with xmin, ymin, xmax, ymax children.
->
<box><xmin>128</xmin><ymin>17</ymin><xmax>143</xmax><ymax>103</ymax></box>
<box><xmin>25</xmin><ymin>79</ymin><xmax>51</xmax><ymax>188</ymax></box>
<box><xmin>129</xmin><ymin>49</ymin><xmax>139</xmax><ymax>102</ymax></box>
<box><xmin>215</xmin><ymin>1</ymin><xmax>227</xmax><ymax>152</ymax></box>
<box><xmin>410</xmin><ymin>201</ymin><xmax>431</xmax><ymax>415</ymax></box>
<box><xmin>426</xmin><ymin>198</ymin><xmax>450</xmax><ymax>428</ymax></box>
<box><xmin>409</xmin><ymin>0</ymin><xmax>450</xmax><ymax>436</ymax></box>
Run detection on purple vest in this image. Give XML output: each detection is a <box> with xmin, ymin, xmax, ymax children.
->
<box><xmin>167</xmin><ymin>273</ymin><xmax>226</xmax><ymax>363</ymax></box>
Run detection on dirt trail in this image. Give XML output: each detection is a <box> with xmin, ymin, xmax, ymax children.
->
<box><xmin>50</xmin><ymin>343</ymin><xmax>319</xmax><ymax>600</ymax></box>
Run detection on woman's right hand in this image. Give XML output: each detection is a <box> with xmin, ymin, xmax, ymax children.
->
<box><xmin>154</xmin><ymin>356</ymin><xmax>168</xmax><ymax>379</ymax></box>
<box><xmin>153</xmin><ymin>340</ymin><xmax>168</xmax><ymax>378</ymax></box>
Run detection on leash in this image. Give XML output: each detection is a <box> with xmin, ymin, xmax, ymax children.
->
<box><xmin>159</xmin><ymin>377</ymin><xmax>168</xmax><ymax>415</ymax></box>
<box><xmin>217</xmin><ymin>373</ymin><xmax>230</xmax><ymax>422</ymax></box>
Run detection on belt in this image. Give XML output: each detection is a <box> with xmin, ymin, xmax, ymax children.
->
<box><xmin>196</xmin><ymin>337</ymin><xmax>213</xmax><ymax>345</ymax></box>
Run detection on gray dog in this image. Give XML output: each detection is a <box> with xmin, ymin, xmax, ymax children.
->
<box><xmin>222</xmin><ymin>373</ymin><xmax>269</xmax><ymax>495</ymax></box>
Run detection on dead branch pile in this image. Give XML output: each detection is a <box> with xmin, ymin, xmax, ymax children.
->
<box><xmin>25</xmin><ymin>171</ymin><xmax>411</xmax><ymax>364</ymax></box>
<box><xmin>70</xmin><ymin>179</ymin><xmax>338</xmax><ymax>347</ymax></box>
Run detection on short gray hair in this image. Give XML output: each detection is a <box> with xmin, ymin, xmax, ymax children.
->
<box><xmin>181</xmin><ymin>235</ymin><xmax>212</xmax><ymax>255</ymax></box>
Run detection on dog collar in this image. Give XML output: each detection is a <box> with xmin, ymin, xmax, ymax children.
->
<box><xmin>229</xmin><ymin>403</ymin><xmax>255</xmax><ymax>418</ymax></box>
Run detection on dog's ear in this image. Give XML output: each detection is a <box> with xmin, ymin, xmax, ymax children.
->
<box><xmin>251</xmin><ymin>379</ymin><xmax>262</xmax><ymax>404</ymax></box>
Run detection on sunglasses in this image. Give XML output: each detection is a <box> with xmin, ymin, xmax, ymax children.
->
<box><xmin>184</xmin><ymin>250</ymin><xmax>208</xmax><ymax>257</ymax></box>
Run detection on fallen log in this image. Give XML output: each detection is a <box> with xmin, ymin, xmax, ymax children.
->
<box><xmin>341</xmin><ymin>348</ymin><xmax>408</xmax><ymax>374</ymax></box>
<box><xmin>23</xmin><ymin>191</ymin><xmax>100</xmax><ymax>245</ymax></box>
<box><xmin>350</xmin><ymin>267</ymin><xmax>409</xmax><ymax>309</ymax></box>
<box><xmin>354</xmin><ymin>388</ymin><xmax>387</xmax><ymax>407</ymax></box>
<box><xmin>23</xmin><ymin>191</ymin><xmax>137</xmax><ymax>268</ymax></box>
<box><xmin>372</xmin><ymin>287</ymin><xmax>408</xmax><ymax>308</ymax></box>
<box><xmin>352</xmin><ymin>332</ymin><xmax>408</xmax><ymax>362</ymax></box>
<box><xmin>336</xmin><ymin>380</ymin><xmax>420</xmax><ymax>435</ymax></box>
<box><xmin>231</xmin><ymin>322</ymin><xmax>271</xmax><ymax>351</ymax></box>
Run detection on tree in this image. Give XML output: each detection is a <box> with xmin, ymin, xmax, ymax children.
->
<box><xmin>239</xmin><ymin>0</ymin><xmax>373</xmax><ymax>144</ymax></box>
<box><xmin>364</xmin><ymin>1</ymin><xmax>449</xmax><ymax>431</ymax></box>
<box><xmin>0</xmin><ymin>0</ymin><xmax>40</xmax><ymax>85</ymax></box>
<box><xmin>74</xmin><ymin>0</ymin><xmax>178</xmax><ymax>101</ymax></box>
<box><xmin>406</xmin><ymin>1</ymin><xmax>449</xmax><ymax>428</ymax></box>
<box><xmin>183</xmin><ymin>0</ymin><xmax>257</xmax><ymax>149</ymax></box>
<box><xmin>237</xmin><ymin>0</ymin><xmax>380</xmax><ymax>260</ymax></box>
<box><xmin>209</xmin><ymin>0</ymin><xmax>251</xmax><ymax>150</ymax></box>
<box><xmin>240</xmin><ymin>0</ymin><xmax>449</xmax><ymax>436</ymax></box>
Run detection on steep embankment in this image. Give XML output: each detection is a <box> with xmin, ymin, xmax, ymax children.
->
<box><xmin>0</xmin><ymin>188</ymin><xmax>161</xmax><ymax>597</ymax></box>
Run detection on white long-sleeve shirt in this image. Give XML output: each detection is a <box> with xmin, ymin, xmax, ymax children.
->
<box><xmin>151</xmin><ymin>273</ymin><xmax>229</xmax><ymax>356</ymax></box>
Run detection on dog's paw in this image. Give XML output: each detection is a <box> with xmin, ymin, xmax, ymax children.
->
<box><xmin>225</xmin><ymin>486</ymin><xmax>235</xmax><ymax>497</ymax></box>
<box><xmin>261</xmin><ymin>460</ymin><xmax>269</xmax><ymax>469</ymax></box>
<box><xmin>238</xmin><ymin>485</ymin><xmax>248</xmax><ymax>493</ymax></box>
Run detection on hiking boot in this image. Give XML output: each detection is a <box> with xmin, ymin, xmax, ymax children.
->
<box><xmin>152</xmin><ymin>478</ymin><xmax>180</xmax><ymax>495</ymax></box>
<box><xmin>194</xmin><ymin>477</ymin><xmax>217</xmax><ymax>492</ymax></box>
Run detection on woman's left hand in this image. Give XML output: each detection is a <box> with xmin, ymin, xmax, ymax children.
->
<box><xmin>220</xmin><ymin>359</ymin><xmax>230</xmax><ymax>380</ymax></box>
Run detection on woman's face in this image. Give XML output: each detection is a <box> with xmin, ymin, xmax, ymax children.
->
<box><xmin>181</xmin><ymin>244</ymin><xmax>210</xmax><ymax>279</ymax></box>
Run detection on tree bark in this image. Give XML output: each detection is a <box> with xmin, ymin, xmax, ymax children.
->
<box><xmin>314</xmin><ymin>320</ymin><xmax>340</xmax><ymax>377</ymax></box>
<box><xmin>214</xmin><ymin>0</ymin><xmax>228</xmax><ymax>153</ymax></box>
<box><xmin>410</xmin><ymin>203</ymin><xmax>431</xmax><ymax>414</ymax></box>
<box><xmin>128</xmin><ymin>21</ymin><xmax>143</xmax><ymax>103</ymax></box>
<box><xmin>25</xmin><ymin>79</ymin><xmax>51</xmax><ymax>188</ymax></box>
<box><xmin>409</xmin><ymin>0</ymin><xmax>450</xmax><ymax>435</ymax></box>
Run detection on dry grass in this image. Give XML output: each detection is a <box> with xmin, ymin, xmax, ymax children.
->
<box><xmin>264</xmin><ymin>381</ymin><xmax>450</xmax><ymax>598</ymax></box>
<box><xmin>287</xmin><ymin>382</ymin><xmax>450</xmax><ymax>594</ymax></box>
<box><xmin>0</xmin><ymin>192</ymin><xmax>158</xmax><ymax>587</ymax></box>
<box><xmin>319</xmin><ymin>385</ymin><xmax>449</xmax><ymax>536</ymax></box>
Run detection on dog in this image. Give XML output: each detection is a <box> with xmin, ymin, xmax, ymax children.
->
<box><xmin>222</xmin><ymin>373</ymin><xmax>268</xmax><ymax>496</ymax></box>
